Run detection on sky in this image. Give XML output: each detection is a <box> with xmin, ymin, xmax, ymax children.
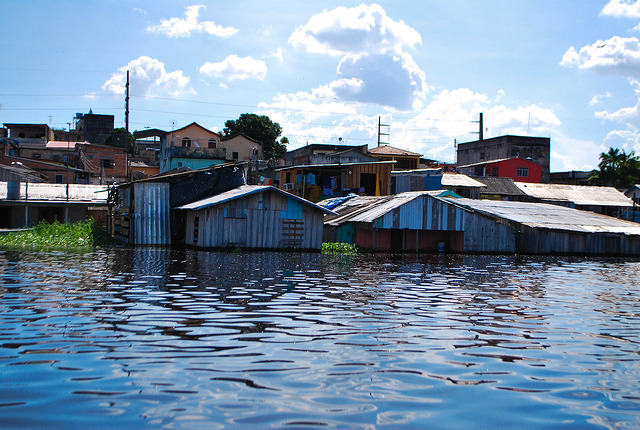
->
<box><xmin>1</xmin><ymin>0</ymin><xmax>639</xmax><ymax>172</ymax></box>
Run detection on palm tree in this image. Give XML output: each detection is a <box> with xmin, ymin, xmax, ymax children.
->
<box><xmin>589</xmin><ymin>147</ymin><xmax>640</xmax><ymax>189</ymax></box>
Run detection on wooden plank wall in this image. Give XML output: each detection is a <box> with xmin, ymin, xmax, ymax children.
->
<box><xmin>184</xmin><ymin>191</ymin><xmax>324</xmax><ymax>250</ymax></box>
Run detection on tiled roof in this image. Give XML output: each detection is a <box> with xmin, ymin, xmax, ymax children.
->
<box><xmin>368</xmin><ymin>145</ymin><xmax>422</xmax><ymax>157</ymax></box>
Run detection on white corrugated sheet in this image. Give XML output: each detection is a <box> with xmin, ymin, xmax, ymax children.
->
<box><xmin>442</xmin><ymin>173</ymin><xmax>486</xmax><ymax>188</ymax></box>
<box><xmin>0</xmin><ymin>181</ymin><xmax>108</xmax><ymax>202</ymax></box>
<box><xmin>514</xmin><ymin>182</ymin><xmax>633</xmax><ymax>207</ymax></box>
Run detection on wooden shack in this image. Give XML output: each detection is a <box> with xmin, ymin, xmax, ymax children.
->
<box><xmin>178</xmin><ymin>185</ymin><xmax>335</xmax><ymax>250</ymax></box>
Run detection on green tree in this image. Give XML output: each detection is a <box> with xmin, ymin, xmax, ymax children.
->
<box><xmin>589</xmin><ymin>147</ymin><xmax>640</xmax><ymax>189</ymax></box>
<box><xmin>104</xmin><ymin>128</ymin><xmax>135</xmax><ymax>154</ymax></box>
<box><xmin>222</xmin><ymin>113</ymin><xmax>288</xmax><ymax>160</ymax></box>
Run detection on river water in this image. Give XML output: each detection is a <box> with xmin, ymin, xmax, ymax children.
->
<box><xmin>0</xmin><ymin>248</ymin><xmax>638</xmax><ymax>429</ymax></box>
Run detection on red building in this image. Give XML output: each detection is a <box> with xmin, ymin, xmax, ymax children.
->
<box><xmin>457</xmin><ymin>157</ymin><xmax>542</xmax><ymax>183</ymax></box>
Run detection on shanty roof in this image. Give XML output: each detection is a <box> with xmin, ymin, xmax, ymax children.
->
<box><xmin>514</xmin><ymin>182</ymin><xmax>633</xmax><ymax>207</ymax></box>
<box><xmin>177</xmin><ymin>184</ymin><xmax>336</xmax><ymax>214</ymax></box>
<box><xmin>475</xmin><ymin>177</ymin><xmax>526</xmax><ymax>196</ymax></box>
<box><xmin>368</xmin><ymin>145</ymin><xmax>422</xmax><ymax>157</ymax></box>
<box><xmin>446</xmin><ymin>197</ymin><xmax>640</xmax><ymax>235</ymax></box>
<box><xmin>442</xmin><ymin>173</ymin><xmax>486</xmax><ymax>188</ymax></box>
<box><xmin>45</xmin><ymin>141</ymin><xmax>89</xmax><ymax>149</ymax></box>
<box><xmin>275</xmin><ymin>160</ymin><xmax>395</xmax><ymax>171</ymax></box>
<box><xmin>0</xmin><ymin>181</ymin><xmax>108</xmax><ymax>203</ymax></box>
<box><xmin>320</xmin><ymin>190</ymin><xmax>458</xmax><ymax>226</ymax></box>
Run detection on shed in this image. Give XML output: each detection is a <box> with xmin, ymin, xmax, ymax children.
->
<box><xmin>321</xmin><ymin>191</ymin><xmax>475</xmax><ymax>252</ymax></box>
<box><xmin>178</xmin><ymin>185</ymin><xmax>335</xmax><ymax>250</ymax></box>
<box><xmin>445</xmin><ymin>197</ymin><xmax>640</xmax><ymax>256</ymax></box>
<box><xmin>111</xmin><ymin>163</ymin><xmax>246</xmax><ymax>245</ymax></box>
<box><xmin>0</xmin><ymin>181</ymin><xmax>109</xmax><ymax>228</ymax></box>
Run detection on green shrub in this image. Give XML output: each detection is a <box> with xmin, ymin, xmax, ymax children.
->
<box><xmin>322</xmin><ymin>242</ymin><xmax>358</xmax><ymax>255</ymax></box>
<box><xmin>0</xmin><ymin>219</ymin><xmax>113</xmax><ymax>249</ymax></box>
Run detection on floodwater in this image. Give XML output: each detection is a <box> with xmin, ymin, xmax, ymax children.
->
<box><xmin>0</xmin><ymin>248</ymin><xmax>639</xmax><ymax>430</ymax></box>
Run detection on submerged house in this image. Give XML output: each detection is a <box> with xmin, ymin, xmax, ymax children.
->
<box><xmin>0</xmin><ymin>181</ymin><xmax>109</xmax><ymax>228</ymax></box>
<box><xmin>178</xmin><ymin>185</ymin><xmax>334</xmax><ymax>250</ymax></box>
<box><xmin>111</xmin><ymin>163</ymin><xmax>246</xmax><ymax>246</ymax></box>
<box><xmin>322</xmin><ymin>191</ymin><xmax>472</xmax><ymax>253</ymax></box>
<box><xmin>322</xmin><ymin>192</ymin><xmax>640</xmax><ymax>255</ymax></box>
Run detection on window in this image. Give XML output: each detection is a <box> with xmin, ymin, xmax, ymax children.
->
<box><xmin>102</xmin><ymin>159</ymin><xmax>114</xmax><ymax>169</ymax></box>
<box><xmin>182</xmin><ymin>137</ymin><xmax>191</xmax><ymax>148</ymax></box>
<box><xmin>232</xmin><ymin>152</ymin><xmax>239</xmax><ymax>160</ymax></box>
<box><xmin>54</xmin><ymin>174</ymin><xmax>64</xmax><ymax>184</ymax></box>
<box><xmin>517</xmin><ymin>167</ymin><xmax>529</xmax><ymax>177</ymax></box>
<box><xmin>193</xmin><ymin>216</ymin><xmax>199</xmax><ymax>244</ymax></box>
<box><xmin>479</xmin><ymin>152</ymin><xmax>485</xmax><ymax>160</ymax></box>
<box><xmin>491</xmin><ymin>167</ymin><xmax>498</xmax><ymax>176</ymax></box>
<box><xmin>208</xmin><ymin>139</ymin><xmax>217</xmax><ymax>148</ymax></box>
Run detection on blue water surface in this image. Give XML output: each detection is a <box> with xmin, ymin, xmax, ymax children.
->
<box><xmin>0</xmin><ymin>248</ymin><xmax>638</xmax><ymax>429</ymax></box>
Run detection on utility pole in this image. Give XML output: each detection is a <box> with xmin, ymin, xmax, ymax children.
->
<box><xmin>377</xmin><ymin>116</ymin><xmax>389</xmax><ymax>147</ymax></box>
<box><xmin>125</xmin><ymin>70</ymin><xmax>130</xmax><ymax>134</ymax></box>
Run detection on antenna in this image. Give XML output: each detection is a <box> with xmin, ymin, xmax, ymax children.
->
<box><xmin>471</xmin><ymin>112</ymin><xmax>484</xmax><ymax>141</ymax></box>
<box><xmin>377</xmin><ymin>116</ymin><xmax>389</xmax><ymax>147</ymax></box>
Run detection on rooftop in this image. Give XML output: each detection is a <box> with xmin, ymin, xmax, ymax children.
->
<box><xmin>514</xmin><ymin>182</ymin><xmax>633</xmax><ymax>207</ymax></box>
<box><xmin>368</xmin><ymin>145</ymin><xmax>422</xmax><ymax>157</ymax></box>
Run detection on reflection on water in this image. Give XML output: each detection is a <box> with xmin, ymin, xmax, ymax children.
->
<box><xmin>0</xmin><ymin>248</ymin><xmax>639</xmax><ymax>429</ymax></box>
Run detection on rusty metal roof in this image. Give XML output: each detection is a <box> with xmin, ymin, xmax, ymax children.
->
<box><xmin>475</xmin><ymin>177</ymin><xmax>526</xmax><ymax>196</ymax></box>
<box><xmin>447</xmin><ymin>197</ymin><xmax>640</xmax><ymax>234</ymax></box>
<box><xmin>514</xmin><ymin>182</ymin><xmax>633</xmax><ymax>207</ymax></box>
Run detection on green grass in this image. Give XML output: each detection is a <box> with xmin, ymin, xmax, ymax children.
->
<box><xmin>0</xmin><ymin>219</ymin><xmax>113</xmax><ymax>250</ymax></box>
<box><xmin>321</xmin><ymin>242</ymin><xmax>359</xmax><ymax>255</ymax></box>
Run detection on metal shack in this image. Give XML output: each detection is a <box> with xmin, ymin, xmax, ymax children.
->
<box><xmin>112</xmin><ymin>163</ymin><xmax>246</xmax><ymax>246</ymax></box>
<box><xmin>321</xmin><ymin>191</ymin><xmax>508</xmax><ymax>253</ymax></box>
<box><xmin>0</xmin><ymin>181</ymin><xmax>109</xmax><ymax>228</ymax></box>
<box><xmin>445</xmin><ymin>198</ymin><xmax>640</xmax><ymax>256</ymax></box>
<box><xmin>178</xmin><ymin>185</ymin><xmax>335</xmax><ymax>250</ymax></box>
<box><xmin>323</xmin><ymin>192</ymin><xmax>640</xmax><ymax>255</ymax></box>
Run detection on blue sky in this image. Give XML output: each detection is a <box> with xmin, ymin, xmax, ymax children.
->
<box><xmin>1</xmin><ymin>1</ymin><xmax>638</xmax><ymax>171</ymax></box>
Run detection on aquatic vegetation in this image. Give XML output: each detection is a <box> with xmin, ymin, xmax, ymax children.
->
<box><xmin>321</xmin><ymin>242</ymin><xmax>358</xmax><ymax>254</ymax></box>
<box><xmin>0</xmin><ymin>219</ymin><xmax>113</xmax><ymax>249</ymax></box>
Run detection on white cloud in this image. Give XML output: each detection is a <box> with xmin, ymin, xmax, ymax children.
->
<box><xmin>146</xmin><ymin>5</ymin><xmax>238</xmax><ymax>38</ymax></box>
<box><xmin>601</xmin><ymin>0</ymin><xmax>640</xmax><ymax>18</ymax></box>
<box><xmin>103</xmin><ymin>56</ymin><xmax>194</xmax><ymax>97</ymax></box>
<box><xmin>287</xmin><ymin>4</ymin><xmax>427</xmax><ymax>111</ymax></box>
<box><xmin>595</xmin><ymin>79</ymin><xmax>640</xmax><ymax>151</ymax></box>
<box><xmin>272</xmin><ymin>48</ymin><xmax>285</xmax><ymax>64</ymax></box>
<box><xmin>560</xmin><ymin>36</ymin><xmax>640</xmax><ymax>78</ymax></box>
<box><xmin>199</xmin><ymin>55</ymin><xmax>267</xmax><ymax>82</ymax></box>
<box><xmin>589</xmin><ymin>92</ymin><xmax>612</xmax><ymax>106</ymax></box>
<box><xmin>289</xmin><ymin>3</ymin><xmax>421</xmax><ymax>56</ymax></box>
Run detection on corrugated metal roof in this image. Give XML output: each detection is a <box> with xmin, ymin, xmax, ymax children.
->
<box><xmin>0</xmin><ymin>181</ymin><xmax>108</xmax><ymax>203</ymax></box>
<box><xmin>446</xmin><ymin>197</ymin><xmax>640</xmax><ymax>234</ymax></box>
<box><xmin>177</xmin><ymin>185</ymin><xmax>336</xmax><ymax>214</ymax></box>
<box><xmin>442</xmin><ymin>173</ymin><xmax>486</xmax><ymax>188</ymax></box>
<box><xmin>322</xmin><ymin>191</ymin><xmax>453</xmax><ymax>226</ymax></box>
<box><xmin>514</xmin><ymin>182</ymin><xmax>633</xmax><ymax>207</ymax></box>
<box><xmin>475</xmin><ymin>177</ymin><xmax>526</xmax><ymax>196</ymax></box>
